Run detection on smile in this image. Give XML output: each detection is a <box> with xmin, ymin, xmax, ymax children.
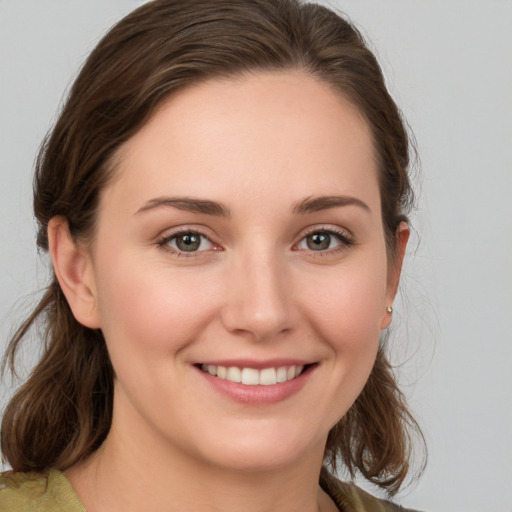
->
<box><xmin>200</xmin><ymin>364</ymin><xmax>305</xmax><ymax>386</ymax></box>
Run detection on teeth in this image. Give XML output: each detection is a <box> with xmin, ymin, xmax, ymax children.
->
<box><xmin>241</xmin><ymin>368</ymin><xmax>259</xmax><ymax>385</ymax></box>
<box><xmin>226</xmin><ymin>366</ymin><xmax>241</xmax><ymax>383</ymax></box>
<box><xmin>259</xmin><ymin>367</ymin><xmax>276</xmax><ymax>385</ymax></box>
<box><xmin>200</xmin><ymin>364</ymin><xmax>305</xmax><ymax>385</ymax></box>
<box><xmin>276</xmin><ymin>366</ymin><xmax>288</xmax><ymax>383</ymax></box>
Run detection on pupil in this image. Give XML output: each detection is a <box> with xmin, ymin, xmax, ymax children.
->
<box><xmin>307</xmin><ymin>233</ymin><xmax>330</xmax><ymax>251</ymax></box>
<box><xmin>177</xmin><ymin>233</ymin><xmax>200</xmax><ymax>251</ymax></box>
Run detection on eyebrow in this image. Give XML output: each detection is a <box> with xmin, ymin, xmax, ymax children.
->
<box><xmin>292</xmin><ymin>195</ymin><xmax>371</xmax><ymax>215</ymax></box>
<box><xmin>135</xmin><ymin>197</ymin><xmax>231</xmax><ymax>217</ymax></box>
<box><xmin>135</xmin><ymin>194</ymin><xmax>369</xmax><ymax>217</ymax></box>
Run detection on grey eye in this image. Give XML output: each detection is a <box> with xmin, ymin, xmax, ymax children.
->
<box><xmin>306</xmin><ymin>233</ymin><xmax>331</xmax><ymax>251</ymax></box>
<box><xmin>297</xmin><ymin>230</ymin><xmax>347</xmax><ymax>252</ymax></box>
<box><xmin>167</xmin><ymin>232</ymin><xmax>212</xmax><ymax>252</ymax></box>
<box><xmin>176</xmin><ymin>233</ymin><xmax>201</xmax><ymax>251</ymax></box>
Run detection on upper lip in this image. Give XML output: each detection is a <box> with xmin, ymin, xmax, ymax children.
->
<box><xmin>195</xmin><ymin>358</ymin><xmax>314</xmax><ymax>370</ymax></box>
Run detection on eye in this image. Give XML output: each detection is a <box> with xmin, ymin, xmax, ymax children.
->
<box><xmin>296</xmin><ymin>229</ymin><xmax>352</xmax><ymax>252</ymax></box>
<box><xmin>159</xmin><ymin>231</ymin><xmax>214</xmax><ymax>254</ymax></box>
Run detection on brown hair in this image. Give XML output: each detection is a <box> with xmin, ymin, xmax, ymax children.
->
<box><xmin>1</xmin><ymin>0</ymin><xmax>423</xmax><ymax>495</ymax></box>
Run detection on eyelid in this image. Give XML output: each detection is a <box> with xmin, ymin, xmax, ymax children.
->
<box><xmin>156</xmin><ymin>226</ymin><xmax>222</xmax><ymax>256</ymax></box>
<box><xmin>154</xmin><ymin>224</ymin><xmax>354</xmax><ymax>257</ymax></box>
<box><xmin>298</xmin><ymin>224</ymin><xmax>354</xmax><ymax>241</ymax></box>
<box><xmin>293</xmin><ymin>225</ymin><xmax>355</xmax><ymax>253</ymax></box>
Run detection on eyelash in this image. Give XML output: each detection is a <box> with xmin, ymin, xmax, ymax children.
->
<box><xmin>156</xmin><ymin>229</ymin><xmax>217</xmax><ymax>257</ymax></box>
<box><xmin>156</xmin><ymin>226</ymin><xmax>354</xmax><ymax>257</ymax></box>
<box><xmin>294</xmin><ymin>226</ymin><xmax>354</xmax><ymax>256</ymax></box>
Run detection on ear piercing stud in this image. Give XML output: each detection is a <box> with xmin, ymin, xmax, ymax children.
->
<box><xmin>386</xmin><ymin>305</ymin><xmax>394</xmax><ymax>314</ymax></box>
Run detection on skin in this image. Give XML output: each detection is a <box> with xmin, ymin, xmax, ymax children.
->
<box><xmin>50</xmin><ymin>71</ymin><xmax>408</xmax><ymax>512</ymax></box>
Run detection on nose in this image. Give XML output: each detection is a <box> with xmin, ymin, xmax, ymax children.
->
<box><xmin>220</xmin><ymin>249</ymin><xmax>297</xmax><ymax>341</ymax></box>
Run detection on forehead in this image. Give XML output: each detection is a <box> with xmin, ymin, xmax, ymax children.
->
<box><xmin>105</xmin><ymin>70</ymin><xmax>379</xmax><ymax>213</ymax></box>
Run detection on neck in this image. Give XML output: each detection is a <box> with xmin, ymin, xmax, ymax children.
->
<box><xmin>66</xmin><ymin>408</ymin><xmax>335</xmax><ymax>512</ymax></box>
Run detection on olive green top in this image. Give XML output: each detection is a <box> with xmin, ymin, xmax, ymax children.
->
<box><xmin>0</xmin><ymin>467</ymin><xmax>420</xmax><ymax>512</ymax></box>
<box><xmin>0</xmin><ymin>470</ymin><xmax>85</xmax><ymax>512</ymax></box>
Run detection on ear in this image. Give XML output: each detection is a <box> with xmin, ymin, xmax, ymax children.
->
<box><xmin>380</xmin><ymin>221</ymin><xmax>410</xmax><ymax>330</ymax></box>
<box><xmin>47</xmin><ymin>216</ymin><xmax>101</xmax><ymax>329</ymax></box>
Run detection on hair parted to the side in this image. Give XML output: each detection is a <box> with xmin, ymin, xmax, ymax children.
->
<box><xmin>1</xmin><ymin>0</ymin><xmax>424</xmax><ymax>495</ymax></box>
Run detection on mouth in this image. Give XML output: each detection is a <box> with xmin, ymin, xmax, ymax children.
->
<box><xmin>198</xmin><ymin>363</ymin><xmax>314</xmax><ymax>386</ymax></box>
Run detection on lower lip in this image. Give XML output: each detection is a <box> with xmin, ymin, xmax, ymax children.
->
<box><xmin>196</xmin><ymin>365</ymin><xmax>315</xmax><ymax>405</ymax></box>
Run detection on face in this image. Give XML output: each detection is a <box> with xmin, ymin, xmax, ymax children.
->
<box><xmin>81</xmin><ymin>71</ymin><xmax>400</xmax><ymax>472</ymax></box>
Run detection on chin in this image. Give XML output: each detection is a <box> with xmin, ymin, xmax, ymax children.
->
<box><xmin>186</xmin><ymin>423</ymin><xmax>326</xmax><ymax>474</ymax></box>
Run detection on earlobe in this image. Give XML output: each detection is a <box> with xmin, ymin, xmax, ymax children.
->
<box><xmin>47</xmin><ymin>216</ymin><xmax>101</xmax><ymax>329</ymax></box>
<box><xmin>380</xmin><ymin>221</ymin><xmax>410</xmax><ymax>330</ymax></box>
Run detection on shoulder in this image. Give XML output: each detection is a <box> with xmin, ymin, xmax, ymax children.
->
<box><xmin>0</xmin><ymin>469</ymin><xmax>85</xmax><ymax>512</ymax></box>
<box><xmin>320</xmin><ymin>468</ymin><xmax>423</xmax><ymax>512</ymax></box>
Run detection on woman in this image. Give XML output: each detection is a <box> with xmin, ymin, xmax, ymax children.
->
<box><xmin>0</xmin><ymin>1</ymin><xmax>424</xmax><ymax>511</ymax></box>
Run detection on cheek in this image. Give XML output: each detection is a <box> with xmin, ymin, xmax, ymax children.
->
<box><xmin>301</xmin><ymin>257</ymin><xmax>388</xmax><ymax>351</ymax></box>
<box><xmin>94</xmin><ymin>253</ymin><xmax>220</xmax><ymax>357</ymax></box>
<box><xmin>289</xmin><ymin>256</ymin><xmax>389</xmax><ymax>430</ymax></box>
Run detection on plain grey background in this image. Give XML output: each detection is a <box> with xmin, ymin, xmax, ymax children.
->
<box><xmin>1</xmin><ymin>2</ymin><xmax>511</xmax><ymax>511</ymax></box>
